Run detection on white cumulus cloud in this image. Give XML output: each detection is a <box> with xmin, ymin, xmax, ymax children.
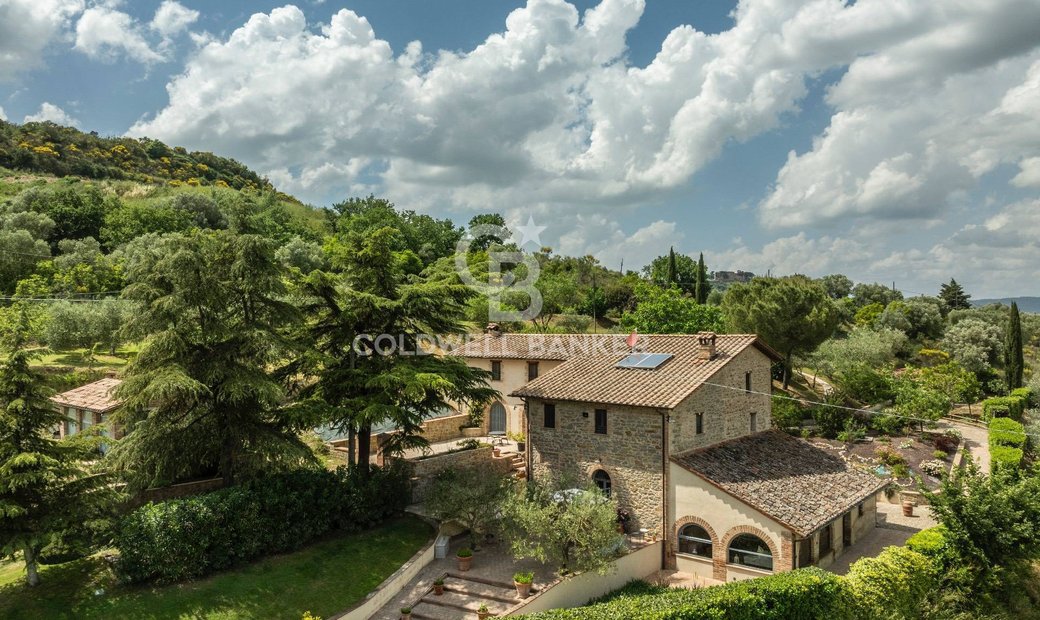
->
<box><xmin>74</xmin><ymin>5</ymin><xmax>164</xmax><ymax>64</ymax></box>
<box><xmin>0</xmin><ymin>0</ymin><xmax>84</xmax><ymax>81</ymax></box>
<box><xmin>150</xmin><ymin>1</ymin><xmax>200</xmax><ymax>41</ymax></box>
<box><xmin>23</xmin><ymin>102</ymin><xmax>80</xmax><ymax>126</ymax></box>
<box><xmin>0</xmin><ymin>106</ymin><xmax>6</xmax><ymax>122</ymax></box>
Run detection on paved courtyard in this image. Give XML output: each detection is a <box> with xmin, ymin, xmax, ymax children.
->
<box><xmin>828</xmin><ymin>500</ymin><xmax>936</xmax><ymax>575</ymax></box>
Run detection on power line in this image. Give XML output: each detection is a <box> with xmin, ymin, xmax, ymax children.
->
<box><xmin>700</xmin><ymin>379</ymin><xmax>1040</xmax><ymax>441</ymax></box>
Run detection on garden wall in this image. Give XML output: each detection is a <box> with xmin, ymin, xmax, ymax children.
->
<box><xmin>506</xmin><ymin>542</ymin><xmax>663</xmax><ymax>616</ymax></box>
<box><xmin>330</xmin><ymin>412</ymin><xmax>471</xmax><ymax>457</ymax></box>
<box><xmin>129</xmin><ymin>477</ymin><xmax>224</xmax><ymax>508</ymax></box>
<box><xmin>395</xmin><ymin>445</ymin><xmax>514</xmax><ymax>503</ymax></box>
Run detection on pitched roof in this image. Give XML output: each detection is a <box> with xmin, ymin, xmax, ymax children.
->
<box><xmin>509</xmin><ymin>333</ymin><xmax>780</xmax><ymax>409</ymax></box>
<box><xmin>673</xmin><ymin>430</ymin><xmax>889</xmax><ymax>537</ymax></box>
<box><xmin>451</xmin><ymin>333</ymin><xmax>628</xmax><ymax>361</ymax></box>
<box><xmin>51</xmin><ymin>377</ymin><xmax>123</xmax><ymax>413</ymax></box>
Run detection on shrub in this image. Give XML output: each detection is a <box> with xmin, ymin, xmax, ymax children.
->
<box><xmin>933</xmin><ymin>450</ymin><xmax>948</xmax><ymax>460</ymax></box>
<box><xmin>905</xmin><ymin>526</ymin><xmax>948</xmax><ymax>558</ymax></box>
<box><xmin>982</xmin><ymin>395</ymin><xmax>1026</xmax><ymax>421</ymax></box>
<box><xmin>114</xmin><ymin>465</ymin><xmax>409</xmax><ymax>584</ymax></box>
<box><xmin>990</xmin><ymin>445</ymin><xmax>1024</xmax><ymax>473</ymax></box>
<box><xmin>920</xmin><ymin>460</ymin><xmax>946</xmax><ymax>478</ymax></box>
<box><xmin>844</xmin><ymin>546</ymin><xmax>939</xmax><ymax>620</ymax></box>
<box><xmin>874</xmin><ymin>445</ymin><xmax>907</xmax><ymax>467</ymax></box>
<box><xmin>988</xmin><ymin>417</ymin><xmax>1026</xmax><ymax>449</ymax></box>
<box><xmin>514</xmin><ymin>571</ymin><xmax>534</xmax><ymax>584</ymax></box>
<box><xmin>932</xmin><ymin>429</ymin><xmax>961</xmax><ymax>453</ymax></box>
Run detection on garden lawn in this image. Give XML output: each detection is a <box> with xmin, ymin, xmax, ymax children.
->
<box><xmin>0</xmin><ymin>515</ymin><xmax>431</xmax><ymax>620</ymax></box>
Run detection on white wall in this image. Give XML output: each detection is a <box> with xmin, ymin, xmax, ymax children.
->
<box><xmin>469</xmin><ymin>357</ymin><xmax>563</xmax><ymax>434</ymax></box>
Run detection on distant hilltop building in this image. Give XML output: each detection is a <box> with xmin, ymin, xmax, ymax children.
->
<box><xmin>711</xmin><ymin>270</ymin><xmax>755</xmax><ymax>284</ymax></box>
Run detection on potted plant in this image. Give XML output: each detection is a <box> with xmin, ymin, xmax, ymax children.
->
<box><xmin>509</xmin><ymin>431</ymin><xmax>526</xmax><ymax>452</ymax></box>
<box><xmin>477</xmin><ymin>603</ymin><xmax>491</xmax><ymax>619</ymax></box>
<box><xmin>400</xmin><ymin>607</ymin><xmax>412</xmax><ymax>620</ymax></box>
<box><xmin>457</xmin><ymin>547</ymin><xmax>473</xmax><ymax>571</ymax></box>
<box><xmin>433</xmin><ymin>577</ymin><xmax>445</xmax><ymax>595</ymax></box>
<box><xmin>493</xmin><ymin>447</ymin><xmax>502</xmax><ymax>458</ymax></box>
<box><xmin>513</xmin><ymin>571</ymin><xmax>534</xmax><ymax>598</ymax></box>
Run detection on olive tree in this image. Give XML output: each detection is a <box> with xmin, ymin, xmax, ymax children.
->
<box><xmin>426</xmin><ymin>466</ymin><xmax>513</xmax><ymax>548</ymax></box>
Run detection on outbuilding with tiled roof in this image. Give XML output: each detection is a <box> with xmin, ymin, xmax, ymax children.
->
<box><xmin>50</xmin><ymin>377</ymin><xmax>123</xmax><ymax>440</ymax></box>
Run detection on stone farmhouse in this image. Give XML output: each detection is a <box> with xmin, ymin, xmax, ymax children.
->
<box><xmin>455</xmin><ymin>330</ymin><xmax>889</xmax><ymax>583</ymax></box>
<box><xmin>50</xmin><ymin>377</ymin><xmax>123</xmax><ymax>441</ymax></box>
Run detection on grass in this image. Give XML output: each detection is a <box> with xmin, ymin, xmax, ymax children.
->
<box><xmin>0</xmin><ymin>515</ymin><xmax>432</xmax><ymax>620</ymax></box>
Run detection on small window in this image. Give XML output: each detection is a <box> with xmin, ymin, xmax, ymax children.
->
<box><xmin>819</xmin><ymin>523</ymin><xmax>833</xmax><ymax>556</ymax></box>
<box><xmin>543</xmin><ymin>403</ymin><xmax>556</xmax><ymax>428</ymax></box>
<box><xmin>592</xmin><ymin>469</ymin><xmax>611</xmax><ymax>497</ymax></box>
<box><xmin>695</xmin><ymin>413</ymin><xmax>704</xmax><ymax>435</ymax></box>
<box><xmin>728</xmin><ymin>534</ymin><xmax>773</xmax><ymax>571</ymax></box>
<box><xmin>528</xmin><ymin>361</ymin><xmax>539</xmax><ymax>381</ymax></box>
<box><xmin>745</xmin><ymin>371</ymin><xmax>752</xmax><ymax>393</ymax></box>
<box><xmin>678</xmin><ymin>524</ymin><xmax>712</xmax><ymax>558</ymax></box>
<box><xmin>490</xmin><ymin>360</ymin><xmax>502</xmax><ymax>381</ymax></box>
<box><xmin>750</xmin><ymin>412</ymin><xmax>757</xmax><ymax>432</ymax></box>
<box><xmin>857</xmin><ymin>502</ymin><xmax>864</xmax><ymax>517</ymax></box>
<box><xmin>594</xmin><ymin>409</ymin><xmax>607</xmax><ymax>434</ymax></box>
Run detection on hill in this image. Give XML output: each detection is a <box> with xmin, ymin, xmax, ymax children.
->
<box><xmin>973</xmin><ymin>297</ymin><xmax>1040</xmax><ymax>313</ymax></box>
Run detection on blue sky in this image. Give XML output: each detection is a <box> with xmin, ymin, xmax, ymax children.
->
<box><xmin>2</xmin><ymin>0</ymin><xmax>1039</xmax><ymax>298</ymax></box>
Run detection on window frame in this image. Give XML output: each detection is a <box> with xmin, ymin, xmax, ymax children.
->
<box><xmin>727</xmin><ymin>534</ymin><xmax>774</xmax><ymax>571</ymax></box>
<box><xmin>594</xmin><ymin>409</ymin><xmax>608</xmax><ymax>434</ymax></box>
<box><xmin>543</xmin><ymin>402</ymin><xmax>556</xmax><ymax>428</ymax></box>
<box><xmin>592</xmin><ymin>469</ymin><xmax>611</xmax><ymax>497</ymax></box>
<box><xmin>528</xmin><ymin>361</ymin><xmax>539</xmax><ymax>381</ymax></box>
<box><xmin>695</xmin><ymin>412</ymin><xmax>704</xmax><ymax>435</ymax></box>
<box><xmin>819</xmin><ymin>523</ymin><xmax>833</xmax><ymax>556</ymax></box>
<box><xmin>677</xmin><ymin>524</ymin><xmax>713</xmax><ymax>559</ymax></box>
<box><xmin>490</xmin><ymin>360</ymin><xmax>502</xmax><ymax>381</ymax></box>
<box><xmin>750</xmin><ymin>412</ymin><xmax>757</xmax><ymax>432</ymax></box>
<box><xmin>745</xmin><ymin>371</ymin><xmax>752</xmax><ymax>393</ymax></box>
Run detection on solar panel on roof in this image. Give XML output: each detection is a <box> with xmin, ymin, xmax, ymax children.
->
<box><xmin>616</xmin><ymin>352</ymin><xmax>673</xmax><ymax>370</ymax></box>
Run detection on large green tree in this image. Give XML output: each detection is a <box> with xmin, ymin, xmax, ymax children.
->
<box><xmin>109</xmin><ymin>230</ymin><xmax>313</xmax><ymax>488</ymax></box>
<box><xmin>0</xmin><ymin>347</ymin><xmax>116</xmax><ymax>586</ymax></box>
<box><xmin>621</xmin><ymin>282</ymin><xmax>724</xmax><ymax>334</ymax></box>
<box><xmin>330</xmin><ymin>197</ymin><xmax>462</xmax><ymax>264</ymax></box>
<box><xmin>1004</xmin><ymin>301</ymin><xmax>1024</xmax><ymax>390</ymax></box>
<box><xmin>643</xmin><ymin>251</ymin><xmax>696</xmax><ymax>295</ymax></box>
<box><xmin>288</xmin><ymin>227</ymin><xmax>497</xmax><ymax>477</ymax></box>
<box><xmin>939</xmin><ymin>278</ymin><xmax>972</xmax><ymax>311</ymax></box>
<box><xmin>723</xmin><ymin>275</ymin><xmax>839</xmax><ymax>388</ymax></box>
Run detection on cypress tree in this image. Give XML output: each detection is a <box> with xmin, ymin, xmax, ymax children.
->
<box><xmin>1005</xmin><ymin>301</ymin><xmax>1024</xmax><ymax>390</ymax></box>
<box><xmin>665</xmin><ymin>247</ymin><xmax>678</xmax><ymax>287</ymax></box>
<box><xmin>694</xmin><ymin>252</ymin><xmax>711</xmax><ymax>304</ymax></box>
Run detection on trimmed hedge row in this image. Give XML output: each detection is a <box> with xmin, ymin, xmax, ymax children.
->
<box><xmin>981</xmin><ymin>387</ymin><xmax>1031</xmax><ymax>421</ymax></box>
<box><xmin>519</xmin><ymin>547</ymin><xmax>940</xmax><ymax>620</ymax></box>
<box><xmin>991</xmin><ymin>445</ymin><xmax>1024</xmax><ymax>473</ymax></box>
<box><xmin>988</xmin><ymin>417</ymin><xmax>1026</xmax><ymax>473</ymax></box>
<box><xmin>114</xmin><ymin>465</ymin><xmax>410</xmax><ymax>584</ymax></box>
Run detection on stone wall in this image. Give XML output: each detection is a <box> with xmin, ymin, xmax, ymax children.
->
<box><xmin>130</xmin><ymin>477</ymin><xmax>225</xmax><ymax>508</ymax></box>
<box><xmin>394</xmin><ymin>445</ymin><xmax>514</xmax><ymax>503</ymax></box>
<box><xmin>528</xmin><ymin>399</ymin><xmax>665</xmax><ymax>538</ymax></box>
<box><xmin>669</xmin><ymin>346</ymin><xmax>773</xmax><ymax>454</ymax></box>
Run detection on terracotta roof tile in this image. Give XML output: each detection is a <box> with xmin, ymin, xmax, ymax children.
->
<box><xmin>51</xmin><ymin>378</ymin><xmax>123</xmax><ymax>413</ymax></box>
<box><xmin>673</xmin><ymin>430</ymin><xmax>889</xmax><ymax>536</ymax></box>
<box><xmin>510</xmin><ymin>333</ymin><xmax>777</xmax><ymax>409</ymax></box>
<box><xmin>451</xmin><ymin>333</ymin><xmax>628</xmax><ymax>361</ymax></box>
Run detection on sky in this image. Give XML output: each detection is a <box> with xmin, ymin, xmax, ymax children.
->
<box><xmin>1</xmin><ymin>0</ymin><xmax>1039</xmax><ymax>299</ymax></box>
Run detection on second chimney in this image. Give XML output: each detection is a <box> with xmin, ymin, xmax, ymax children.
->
<box><xmin>696</xmin><ymin>332</ymin><xmax>717</xmax><ymax>360</ymax></box>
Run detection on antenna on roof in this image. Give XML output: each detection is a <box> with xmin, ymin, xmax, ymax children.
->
<box><xmin>626</xmin><ymin>330</ymin><xmax>638</xmax><ymax>351</ymax></box>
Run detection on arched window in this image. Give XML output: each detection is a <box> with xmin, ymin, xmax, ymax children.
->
<box><xmin>727</xmin><ymin>534</ymin><xmax>773</xmax><ymax>571</ymax></box>
<box><xmin>678</xmin><ymin>524</ymin><xmax>713</xmax><ymax>558</ymax></box>
<box><xmin>592</xmin><ymin>469</ymin><xmax>611</xmax><ymax>498</ymax></box>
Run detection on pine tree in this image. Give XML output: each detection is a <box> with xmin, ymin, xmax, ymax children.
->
<box><xmin>939</xmin><ymin>278</ymin><xmax>971</xmax><ymax>310</ymax></box>
<box><xmin>665</xmin><ymin>247</ymin><xmax>678</xmax><ymax>287</ymax></box>
<box><xmin>1004</xmin><ymin>301</ymin><xmax>1024</xmax><ymax>390</ymax></box>
<box><xmin>694</xmin><ymin>252</ymin><xmax>711</xmax><ymax>304</ymax></box>
<box><xmin>0</xmin><ymin>347</ymin><xmax>116</xmax><ymax>586</ymax></box>
<box><xmin>109</xmin><ymin>231</ymin><xmax>313</xmax><ymax>488</ymax></box>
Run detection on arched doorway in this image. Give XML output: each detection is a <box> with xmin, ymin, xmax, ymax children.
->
<box><xmin>489</xmin><ymin>402</ymin><xmax>506</xmax><ymax>434</ymax></box>
<box><xmin>592</xmin><ymin>469</ymin><xmax>612</xmax><ymax>497</ymax></box>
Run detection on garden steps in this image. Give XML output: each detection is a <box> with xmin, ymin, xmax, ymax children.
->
<box><xmin>409</xmin><ymin>574</ymin><xmax>524</xmax><ymax>619</ymax></box>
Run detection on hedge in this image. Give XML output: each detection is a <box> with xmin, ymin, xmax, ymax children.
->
<box><xmin>844</xmin><ymin>546</ymin><xmax>939</xmax><ymax>619</ymax></box>
<box><xmin>905</xmin><ymin>526</ymin><xmax>947</xmax><ymax>558</ymax></box>
<box><xmin>990</xmin><ymin>445</ymin><xmax>1024</xmax><ymax>473</ymax></box>
<box><xmin>981</xmin><ymin>388</ymin><xmax>1031</xmax><ymax>421</ymax></box>
<box><xmin>115</xmin><ymin>465</ymin><xmax>410</xmax><ymax>584</ymax></box>
<box><xmin>989</xmin><ymin>417</ymin><xmax>1026</xmax><ymax>449</ymax></box>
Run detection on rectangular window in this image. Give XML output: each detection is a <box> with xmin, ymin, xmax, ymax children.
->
<box><xmin>543</xmin><ymin>403</ymin><xmax>556</xmax><ymax>428</ymax></box>
<box><xmin>490</xmin><ymin>360</ymin><xmax>502</xmax><ymax>381</ymax></box>
<box><xmin>594</xmin><ymin>409</ymin><xmax>607</xmax><ymax>434</ymax></box>
<box><xmin>528</xmin><ymin>361</ymin><xmax>539</xmax><ymax>381</ymax></box>
<box><xmin>750</xmin><ymin>412</ymin><xmax>757</xmax><ymax>432</ymax></box>
<box><xmin>695</xmin><ymin>413</ymin><xmax>704</xmax><ymax>435</ymax></box>
<box><xmin>745</xmin><ymin>371</ymin><xmax>752</xmax><ymax>393</ymax></box>
<box><xmin>857</xmin><ymin>502</ymin><xmax>864</xmax><ymax>517</ymax></box>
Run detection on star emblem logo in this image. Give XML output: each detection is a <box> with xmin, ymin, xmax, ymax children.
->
<box><xmin>514</xmin><ymin>215</ymin><xmax>547</xmax><ymax>248</ymax></box>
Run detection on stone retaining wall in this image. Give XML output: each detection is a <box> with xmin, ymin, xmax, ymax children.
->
<box><xmin>332</xmin><ymin>534</ymin><xmax>437</xmax><ymax>620</ymax></box>
<box><xmin>129</xmin><ymin>478</ymin><xmax>224</xmax><ymax>507</ymax></box>
<box><xmin>393</xmin><ymin>446</ymin><xmax>514</xmax><ymax>503</ymax></box>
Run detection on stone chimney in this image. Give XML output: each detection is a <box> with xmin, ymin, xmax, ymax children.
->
<box><xmin>486</xmin><ymin>323</ymin><xmax>502</xmax><ymax>337</ymax></box>
<box><xmin>696</xmin><ymin>332</ymin><xmax>717</xmax><ymax>360</ymax></box>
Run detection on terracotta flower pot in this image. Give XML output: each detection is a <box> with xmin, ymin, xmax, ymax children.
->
<box><xmin>458</xmin><ymin>555</ymin><xmax>472</xmax><ymax>571</ymax></box>
<box><xmin>433</xmin><ymin>583</ymin><xmax>444</xmax><ymax>595</ymax></box>
<box><xmin>477</xmin><ymin>611</ymin><xmax>491</xmax><ymax>620</ymax></box>
<box><xmin>493</xmin><ymin>448</ymin><xmax>501</xmax><ymax>457</ymax></box>
<box><xmin>902</xmin><ymin>500</ymin><xmax>914</xmax><ymax>517</ymax></box>
<box><xmin>514</xmin><ymin>581</ymin><xmax>532</xmax><ymax>598</ymax></box>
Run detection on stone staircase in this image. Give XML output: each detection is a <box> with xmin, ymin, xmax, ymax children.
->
<box><xmin>410</xmin><ymin>573</ymin><xmax>530</xmax><ymax>619</ymax></box>
<box><xmin>507</xmin><ymin>453</ymin><xmax>526</xmax><ymax>480</ymax></box>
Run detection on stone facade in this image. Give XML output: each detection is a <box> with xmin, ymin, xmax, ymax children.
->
<box><xmin>527</xmin><ymin>399</ymin><xmax>665</xmax><ymax>537</ymax></box>
<box><xmin>669</xmin><ymin>345</ymin><xmax>773</xmax><ymax>454</ymax></box>
<box><xmin>393</xmin><ymin>445</ymin><xmax>514</xmax><ymax>503</ymax></box>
